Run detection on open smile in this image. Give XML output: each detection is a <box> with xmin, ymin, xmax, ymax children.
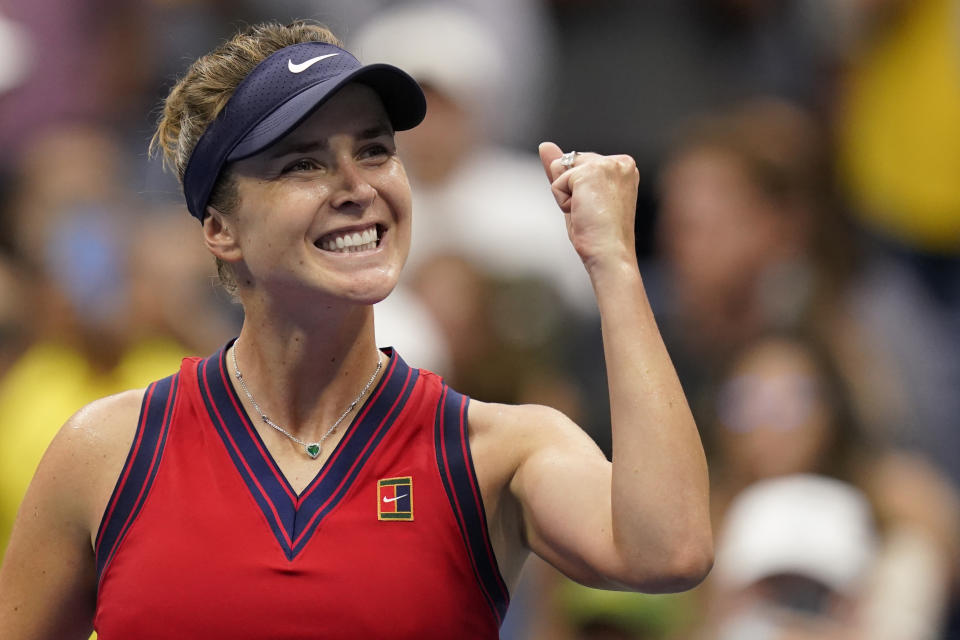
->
<box><xmin>315</xmin><ymin>223</ymin><xmax>384</xmax><ymax>254</ymax></box>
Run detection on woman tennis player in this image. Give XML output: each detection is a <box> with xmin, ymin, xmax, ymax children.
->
<box><xmin>0</xmin><ymin>21</ymin><xmax>711</xmax><ymax>638</ymax></box>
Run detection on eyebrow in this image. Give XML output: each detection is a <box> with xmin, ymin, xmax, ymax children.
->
<box><xmin>266</xmin><ymin>123</ymin><xmax>394</xmax><ymax>159</ymax></box>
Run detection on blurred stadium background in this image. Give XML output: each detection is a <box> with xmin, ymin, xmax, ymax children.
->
<box><xmin>0</xmin><ymin>0</ymin><xmax>958</xmax><ymax>638</ymax></box>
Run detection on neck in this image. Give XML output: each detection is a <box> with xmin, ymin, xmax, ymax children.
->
<box><xmin>230</xmin><ymin>301</ymin><xmax>384</xmax><ymax>443</ymax></box>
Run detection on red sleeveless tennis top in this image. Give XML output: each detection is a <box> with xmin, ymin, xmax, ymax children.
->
<box><xmin>93</xmin><ymin>344</ymin><xmax>508</xmax><ymax>638</ymax></box>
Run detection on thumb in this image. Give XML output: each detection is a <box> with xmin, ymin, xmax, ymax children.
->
<box><xmin>538</xmin><ymin>141</ymin><xmax>563</xmax><ymax>183</ymax></box>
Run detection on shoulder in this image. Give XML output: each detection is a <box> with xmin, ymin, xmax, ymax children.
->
<box><xmin>38</xmin><ymin>389</ymin><xmax>147</xmax><ymax>539</ymax></box>
<box><xmin>467</xmin><ymin>400</ymin><xmax>605</xmax><ymax>485</ymax></box>
<box><xmin>58</xmin><ymin>388</ymin><xmax>147</xmax><ymax>454</ymax></box>
<box><xmin>467</xmin><ymin>399</ymin><xmax>564</xmax><ymax>431</ymax></box>
<box><xmin>468</xmin><ymin>400</ymin><xmax>597</xmax><ymax>451</ymax></box>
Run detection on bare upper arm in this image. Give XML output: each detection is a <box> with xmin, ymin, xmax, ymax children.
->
<box><xmin>469</xmin><ymin>401</ymin><xmax>624</xmax><ymax>589</ymax></box>
<box><xmin>0</xmin><ymin>389</ymin><xmax>144</xmax><ymax>639</ymax></box>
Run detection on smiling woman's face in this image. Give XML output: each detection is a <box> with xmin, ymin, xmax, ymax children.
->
<box><xmin>217</xmin><ymin>83</ymin><xmax>413</xmax><ymax>307</ymax></box>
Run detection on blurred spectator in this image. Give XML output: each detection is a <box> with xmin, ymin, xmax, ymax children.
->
<box><xmin>705</xmin><ymin>330</ymin><xmax>959</xmax><ymax>639</ymax></box>
<box><xmin>651</xmin><ymin>98</ymin><xmax>960</xmax><ymax>487</ymax></box>
<box><xmin>707</xmin><ymin>330</ymin><xmax>871</xmax><ymax>506</ymax></box>
<box><xmin>654</xmin><ymin>99</ymin><xmax>851</xmax><ymax>376</ymax></box>
<box><xmin>699</xmin><ymin>474</ymin><xmax>879</xmax><ymax>640</ymax></box>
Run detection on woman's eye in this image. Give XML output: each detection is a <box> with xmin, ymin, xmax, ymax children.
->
<box><xmin>359</xmin><ymin>144</ymin><xmax>391</xmax><ymax>161</ymax></box>
<box><xmin>284</xmin><ymin>159</ymin><xmax>319</xmax><ymax>173</ymax></box>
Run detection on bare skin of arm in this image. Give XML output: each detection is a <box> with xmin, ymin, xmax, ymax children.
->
<box><xmin>474</xmin><ymin>143</ymin><xmax>713</xmax><ymax>592</ymax></box>
<box><xmin>0</xmin><ymin>390</ymin><xmax>143</xmax><ymax>638</ymax></box>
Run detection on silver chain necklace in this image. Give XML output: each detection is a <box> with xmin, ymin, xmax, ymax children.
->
<box><xmin>231</xmin><ymin>341</ymin><xmax>382</xmax><ymax>459</ymax></box>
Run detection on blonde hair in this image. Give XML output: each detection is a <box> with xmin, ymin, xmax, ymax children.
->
<box><xmin>150</xmin><ymin>21</ymin><xmax>344</xmax><ymax>294</ymax></box>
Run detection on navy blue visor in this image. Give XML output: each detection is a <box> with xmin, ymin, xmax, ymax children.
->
<box><xmin>182</xmin><ymin>41</ymin><xmax>426</xmax><ymax>221</ymax></box>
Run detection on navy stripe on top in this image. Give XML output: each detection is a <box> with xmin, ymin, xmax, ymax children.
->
<box><xmin>95</xmin><ymin>373</ymin><xmax>179</xmax><ymax>582</ymax></box>
<box><xmin>434</xmin><ymin>385</ymin><xmax>510</xmax><ymax>624</ymax></box>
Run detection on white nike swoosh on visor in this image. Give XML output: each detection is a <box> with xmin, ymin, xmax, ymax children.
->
<box><xmin>288</xmin><ymin>53</ymin><xmax>339</xmax><ymax>73</ymax></box>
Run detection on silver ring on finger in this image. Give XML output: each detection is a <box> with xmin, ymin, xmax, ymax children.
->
<box><xmin>559</xmin><ymin>150</ymin><xmax>578</xmax><ymax>170</ymax></box>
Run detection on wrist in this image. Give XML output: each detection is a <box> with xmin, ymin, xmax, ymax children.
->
<box><xmin>584</xmin><ymin>252</ymin><xmax>641</xmax><ymax>287</ymax></box>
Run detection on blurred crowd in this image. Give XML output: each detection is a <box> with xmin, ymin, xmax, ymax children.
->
<box><xmin>1</xmin><ymin>0</ymin><xmax>959</xmax><ymax>638</ymax></box>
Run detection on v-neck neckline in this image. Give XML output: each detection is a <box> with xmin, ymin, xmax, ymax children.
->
<box><xmin>197</xmin><ymin>341</ymin><xmax>419</xmax><ymax>559</ymax></box>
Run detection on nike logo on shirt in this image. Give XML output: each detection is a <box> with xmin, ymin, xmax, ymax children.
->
<box><xmin>382</xmin><ymin>493</ymin><xmax>409</xmax><ymax>503</ymax></box>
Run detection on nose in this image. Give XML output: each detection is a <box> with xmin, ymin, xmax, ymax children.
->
<box><xmin>329</xmin><ymin>160</ymin><xmax>376</xmax><ymax>213</ymax></box>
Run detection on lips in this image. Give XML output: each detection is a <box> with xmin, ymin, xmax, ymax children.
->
<box><xmin>316</xmin><ymin>223</ymin><xmax>383</xmax><ymax>253</ymax></box>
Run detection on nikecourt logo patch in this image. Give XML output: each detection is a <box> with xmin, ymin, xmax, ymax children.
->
<box><xmin>287</xmin><ymin>53</ymin><xmax>339</xmax><ymax>73</ymax></box>
<box><xmin>378</xmin><ymin>477</ymin><xmax>413</xmax><ymax>521</ymax></box>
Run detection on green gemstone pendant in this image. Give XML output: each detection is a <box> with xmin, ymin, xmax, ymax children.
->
<box><xmin>305</xmin><ymin>443</ymin><xmax>321</xmax><ymax>459</ymax></box>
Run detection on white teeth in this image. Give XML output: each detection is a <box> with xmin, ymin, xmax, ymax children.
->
<box><xmin>318</xmin><ymin>226</ymin><xmax>380</xmax><ymax>253</ymax></box>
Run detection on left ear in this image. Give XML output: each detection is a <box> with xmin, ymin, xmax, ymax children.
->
<box><xmin>202</xmin><ymin>206</ymin><xmax>243</xmax><ymax>263</ymax></box>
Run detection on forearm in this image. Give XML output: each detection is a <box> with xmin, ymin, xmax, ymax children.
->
<box><xmin>590</xmin><ymin>258</ymin><xmax>712</xmax><ymax>588</ymax></box>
